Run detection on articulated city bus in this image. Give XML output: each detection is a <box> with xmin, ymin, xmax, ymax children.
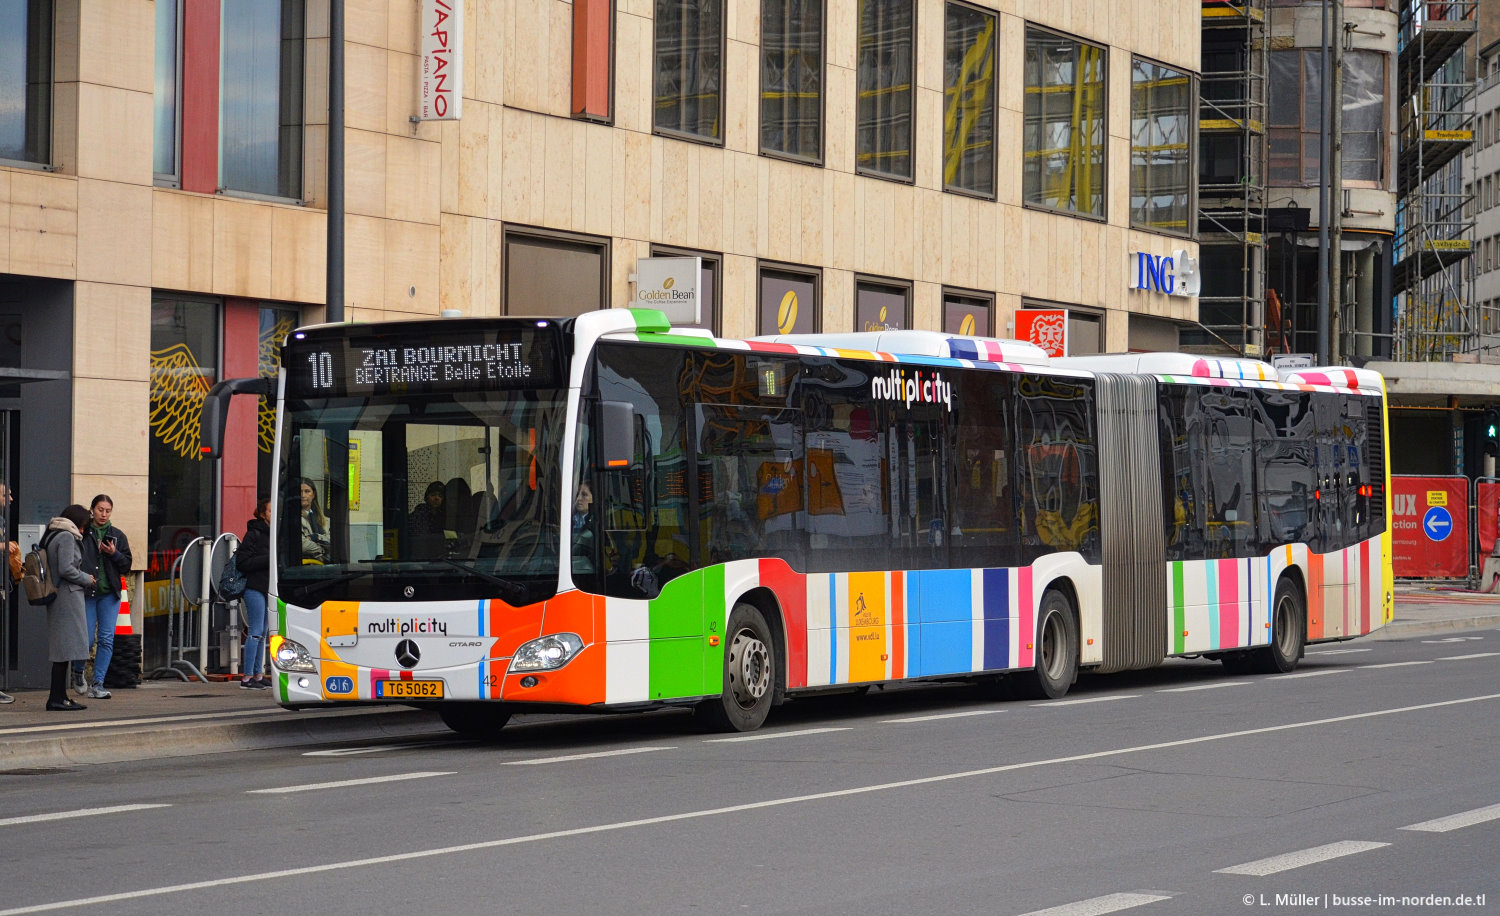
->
<box><xmin>201</xmin><ymin>309</ymin><xmax>1392</xmax><ymax>735</ymax></box>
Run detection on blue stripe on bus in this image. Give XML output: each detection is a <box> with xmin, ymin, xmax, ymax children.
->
<box><xmin>1206</xmin><ymin>560</ymin><xmax>1219</xmax><ymax>648</ymax></box>
<box><xmin>983</xmin><ymin>568</ymin><xmax>1010</xmax><ymax>671</ymax></box>
<box><xmin>829</xmin><ymin>575</ymin><xmax>838</xmax><ymax>684</ymax></box>
<box><xmin>478</xmin><ymin>599</ymin><xmax>487</xmax><ymax>699</ymax></box>
<box><xmin>913</xmin><ymin>570</ymin><xmax>971</xmax><ymax>677</ymax></box>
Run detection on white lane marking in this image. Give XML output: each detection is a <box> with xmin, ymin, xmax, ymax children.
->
<box><xmin>705</xmin><ymin>727</ymin><xmax>851</xmax><ymax>743</ymax></box>
<box><xmin>1422</xmin><ymin>636</ymin><xmax>1485</xmax><ymax>644</ymax></box>
<box><xmin>6</xmin><ymin>691</ymin><xmax>1498</xmax><ymax>915</ymax></box>
<box><xmin>1401</xmin><ymin>802</ymin><xmax>1500</xmax><ymax>833</ymax></box>
<box><xmin>1436</xmin><ymin>652</ymin><xmax>1500</xmax><ymax>661</ymax></box>
<box><xmin>1215</xmin><ymin>840</ymin><xmax>1389</xmax><ymax>876</ymax></box>
<box><xmin>1157</xmin><ymin>682</ymin><xmax>1250</xmax><ymax>693</ymax></box>
<box><xmin>0</xmin><ymin>707</ymin><xmax>286</xmax><ymax>737</ymax></box>
<box><xmin>246</xmin><ymin>772</ymin><xmax>454</xmax><ymax>794</ymax></box>
<box><xmin>882</xmin><ymin>709</ymin><xmax>1001</xmax><ymax>724</ymax></box>
<box><xmin>0</xmin><ymin>804</ymin><xmax>171</xmax><ymax>828</ymax></box>
<box><xmin>1016</xmin><ymin>892</ymin><xmax>1173</xmax><ymax>916</ymax></box>
<box><xmin>1272</xmin><ymin>669</ymin><xmax>1349</xmax><ymax>680</ymax></box>
<box><xmin>1031</xmin><ymin>695</ymin><xmax>1140</xmax><ymax>707</ymax></box>
<box><xmin>1307</xmin><ymin>648</ymin><xmax>1371</xmax><ymax>656</ymax></box>
<box><xmin>503</xmin><ymin>746</ymin><xmax>674</xmax><ymax>766</ymax></box>
<box><xmin>303</xmin><ymin>742</ymin><xmax>454</xmax><ymax>757</ymax></box>
<box><xmin>1358</xmin><ymin>661</ymin><xmax>1433</xmax><ymax>670</ymax></box>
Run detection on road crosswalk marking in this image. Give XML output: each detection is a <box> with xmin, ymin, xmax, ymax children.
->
<box><xmin>1400</xmin><ymin>802</ymin><xmax>1500</xmax><ymax>833</ymax></box>
<box><xmin>246</xmin><ymin>771</ymin><xmax>454</xmax><ymax>794</ymax></box>
<box><xmin>1215</xmin><ymin>840</ymin><xmax>1388</xmax><ymax>876</ymax></box>
<box><xmin>1015</xmin><ymin>892</ymin><xmax>1173</xmax><ymax>916</ymax></box>
<box><xmin>0</xmin><ymin>804</ymin><xmax>171</xmax><ymax>828</ymax></box>
<box><xmin>504</xmin><ymin>747</ymin><xmax>674</xmax><ymax>765</ymax></box>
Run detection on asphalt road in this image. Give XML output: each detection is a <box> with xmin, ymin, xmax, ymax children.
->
<box><xmin>2</xmin><ymin>627</ymin><xmax>1497</xmax><ymax>916</ymax></box>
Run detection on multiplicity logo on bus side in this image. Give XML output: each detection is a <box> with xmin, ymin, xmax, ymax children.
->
<box><xmin>871</xmin><ymin>368</ymin><xmax>954</xmax><ymax>411</ymax></box>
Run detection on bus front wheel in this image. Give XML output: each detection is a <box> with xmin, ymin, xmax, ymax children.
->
<box><xmin>1021</xmin><ymin>589</ymin><xmax>1079</xmax><ymax>700</ymax></box>
<box><xmin>438</xmin><ymin>703</ymin><xmax>512</xmax><ymax>740</ymax></box>
<box><xmin>696</xmin><ymin>603</ymin><xmax>776</xmax><ymax>732</ymax></box>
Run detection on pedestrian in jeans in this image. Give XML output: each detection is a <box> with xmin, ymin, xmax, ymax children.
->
<box><xmin>237</xmin><ymin>496</ymin><xmax>272</xmax><ymax>689</ymax></box>
<box><xmin>73</xmin><ymin>494</ymin><xmax>132</xmax><ymax>699</ymax></box>
<box><xmin>45</xmin><ymin>505</ymin><xmax>94</xmax><ymax>711</ymax></box>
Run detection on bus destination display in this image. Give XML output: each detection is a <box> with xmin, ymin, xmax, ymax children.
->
<box><xmin>289</xmin><ymin>328</ymin><xmax>560</xmax><ymax>397</ymax></box>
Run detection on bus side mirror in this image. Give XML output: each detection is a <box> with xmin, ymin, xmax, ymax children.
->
<box><xmin>200</xmin><ymin>377</ymin><xmax>275</xmax><ymax>459</ymax></box>
<box><xmin>597</xmin><ymin>400</ymin><xmax>634</xmax><ymax>470</ymax></box>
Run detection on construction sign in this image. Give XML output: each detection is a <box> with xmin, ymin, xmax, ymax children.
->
<box><xmin>1391</xmin><ymin>475</ymin><xmax>1469</xmax><ymax>579</ymax></box>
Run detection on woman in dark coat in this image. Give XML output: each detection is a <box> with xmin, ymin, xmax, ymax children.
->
<box><xmin>236</xmin><ymin>496</ymin><xmax>272</xmax><ymax>689</ymax></box>
<box><xmin>44</xmin><ymin>504</ymin><xmax>95</xmax><ymax>711</ymax></box>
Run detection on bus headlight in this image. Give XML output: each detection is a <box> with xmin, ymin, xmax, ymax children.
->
<box><xmin>509</xmin><ymin>633</ymin><xmax>583</xmax><ymax>672</ymax></box>
<box><xmin>270</xmin><ymin>635</ymin><xmax>317</xmax><ymax>673</ymax></box>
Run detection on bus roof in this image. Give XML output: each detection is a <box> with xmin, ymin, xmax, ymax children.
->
<box><xmin>1053</xmin><ymin>352</ymin><xmax>1386</xmax><ymax>394</ymax></box>
<box><xmin>750</xmin><ymin>330</ymin><xmax>1052</xmax><ymax>366</ymax></box>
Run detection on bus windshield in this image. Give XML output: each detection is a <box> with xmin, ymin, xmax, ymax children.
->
<box><xmin>277</xmin><ymin>389</ymin><xmax>568</xmax><ymax>607</ymax></box>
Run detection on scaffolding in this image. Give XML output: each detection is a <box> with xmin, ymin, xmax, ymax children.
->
<box><xmin>1190</xmin><ymin>0</ymin><xmax>1269</xmax><ymax>357</ymax></box>
<box><xmin>1394</xmin><ymin>0</ymin><xmax>1478</xmax><ymax>361</ymax></box>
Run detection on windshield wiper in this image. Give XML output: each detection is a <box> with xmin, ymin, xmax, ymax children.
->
<box><xmin>437</xmin><ymin>558</ymin><xmax>530</xmax><ymax>604</ymax></box>
<box><xmin>292</xmin><ymin>568</ymin><xmax>370</xmax><ymax>600</ymax></box>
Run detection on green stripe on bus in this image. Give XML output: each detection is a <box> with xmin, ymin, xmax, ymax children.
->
<box><xmin>649</xmin><ymin>637</ymin><xmax>704</xmax><ymax>699</ymax></box>
<box><xmin>702</xmin><ymin>564</ymin><xmax>727</xmax><ymax>695</ymax></box>
<box><xmin>635</xmin><ymin>332</ymin><xmax>715</xmax><ymax>348</ymax></box>
<box><xmin>1172</xmin><ymin>563</ymin><xmax>1186</xmax><ymax>655</ymax></box>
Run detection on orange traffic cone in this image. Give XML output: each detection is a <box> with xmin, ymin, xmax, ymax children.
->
<box><xmin>114</xmin><ymin>581</ymin><xmax>134</xmax><ymax>636</ymax></box>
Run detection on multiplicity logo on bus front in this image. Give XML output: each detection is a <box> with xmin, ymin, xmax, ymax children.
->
<box><xmin>871</xmin><ymin>368</ymin><xmax>953</xmax><ymax>411</ymax></box>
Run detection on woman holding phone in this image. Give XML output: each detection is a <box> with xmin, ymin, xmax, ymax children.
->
<box><xmin>74</xmin><ymin>494</ymin><xmax>133</xmax><ymax>698</ymax></box>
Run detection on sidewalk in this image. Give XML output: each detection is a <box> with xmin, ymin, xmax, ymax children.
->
<box><xmin>2</xmin><ymin>590</ymin><xmax>1497</xmax><ymax>771</ymax></box>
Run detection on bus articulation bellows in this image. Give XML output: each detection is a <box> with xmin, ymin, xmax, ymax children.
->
<box><xmin>201</xmin><ymin>309</ymin><xmax>1392</xmax><ymax>736</ymax></box>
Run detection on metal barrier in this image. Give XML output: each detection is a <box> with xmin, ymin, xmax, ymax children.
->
<box><xmin>208</xmin><ymin>533</ymin><xmax>245</xmax><ymax>676</ymax></box>
<box><xmin>147</xmin><ymin>537</ymin><xmax>209</xmax><ymax>682</ymax></box>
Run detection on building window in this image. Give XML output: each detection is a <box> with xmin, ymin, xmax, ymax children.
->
<box><xmin>854</xmin><ymin>277</ymin><xmax>911</xmax><ymax>331</ymax></box>
<box><xmin>572</xmin><ymin>0</ymin><xmax>613</xmax><ymax>121</ymax></box>
<box><xmin>219</xmin><ymin>0</ymin><xmax>305</xmax><ymax>199</ymax></box>
<box><xmin>943</xmin><ymin>289</ymin><xmax>993</xmax><ymax>336</ymax></box>
<box><xmin>1131</xmin><ymin>57</ymin><xmax>1194</xmax><ymax>235</ymax></box>
<box><xmin>0</xmin><ymin>0</ymin><xmax>53</xmax><ymax>166</ymax></box>
<box><xmin>1069</xmin><ymin>310</ymin><xmax>1102</xmax><ymax>354</ymax></box>
<box><xmin>147</xmin><ymin>296</ymin><xmax>221</xmax><ymax>606</ymax></box>
<box><xmin>760</xmin><ymin>0</ymin><xmax>823</xmax><ymax>163</ymax></box>
<box><xmin>1269</xmin><ymin>49</ymin><xmax>1387</xmax><ymax>185</ymax></box>
<box><xmin>758</xmin><ymin>263</ymin><xmax>820</xmax><ymax>334</ymax></box>
<box><xmin>1341</xmin><ymin>50</ymin><xmax>1385</xmax><ymax>183</ymax></box>
<box><xmin>1024</xmin><ymin>27</ymin><xmax>1106</xmax><ymax>217</ymax></box>
<box><xmin>855</xmin><ymin>0</ymin><xmax>915</xmax><ymax>181</ymax></box>
<box><xmin>654</xmin><ymin>0</ymin><xmax>724</xmax><ymax>142</ymax></box>
<box><xmin>154</xmin><ymin>0</ymin><xmax>181</xmax><ymax>182</ymax></box>
<box><xmin>503</xmin><ymin>228</ymin><xmax>611</xmax><ymax>317</ymax></box>
<box><xmin>650</xmin><ymin>245</ymin><xmax>722</xmax><ymax>334</ymax></box>
<box><xmin>942</xmin><ymin>2</ymin><xmax>995</xmax><ymax>197</ymax></box>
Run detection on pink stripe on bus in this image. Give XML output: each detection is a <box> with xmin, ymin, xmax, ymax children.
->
<box><xmin>1019</xmin><ymin>567</ymin><xmax>1034</xmax><ymax>668</ymax></box>
<box><xmin>1219</xmin><ymin>557</ymin><xmax>1238</xmax><ymax>648</ymax></box>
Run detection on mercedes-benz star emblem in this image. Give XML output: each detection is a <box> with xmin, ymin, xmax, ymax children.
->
<box><xmin>403</xmin><ymin>585</ymin><xmax>415</xmax><ymax>598</ymax></box>
<box><xmin>395</xmin><ymin>639</ymin><xmax>420</xmax><ymax>669</ymax></box>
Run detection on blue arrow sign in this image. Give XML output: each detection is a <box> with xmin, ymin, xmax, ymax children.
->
<box><xmin>1422</xmin><ymin>506</ymin><xmax>1453</xmax><ymax>542</ymax></box>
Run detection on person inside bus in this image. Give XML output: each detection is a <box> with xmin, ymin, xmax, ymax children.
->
<box><xmin>298</xmin><ymin>478</ymin><xmax>330</xmax><ymax>564</ymax></box>
<box><xmin>571</xmin><ymin>480</ymin><xmax>597</xmax><ymax>578</ymax></box>
<box><xmin>443</xmin><ymin>477</ymin><xmax>475</xmax><ymax>550</ymax></box>
<box><xmin>409</xmin><ymin>481</ymin><xmax>449</xmax><ymax>558</ymax></box>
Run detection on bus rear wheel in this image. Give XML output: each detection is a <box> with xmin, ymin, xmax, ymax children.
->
<box><xmin>1221</xmin><ymin>578</ymin><xmax>1305</xmax><ymax>675</ymax></box>
<box><xmin>438</xmin><ymin>703</ymin><xmax>512</xmax><ymax>739</ymax></box>
<box><xmin>696</xmin><ymin>603</ymin><xmax>776</xmax><ymax>733</ymax></box>
<box><xmin>1020</xmin><ymin>589</ymin><xmax>1078</xmax><ymax>700</ymax></box>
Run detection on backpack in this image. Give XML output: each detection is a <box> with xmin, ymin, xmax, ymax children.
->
<box><xmin>219</xmin><ymin>553</ymin><xmax>247</xmax><ymax>600</ymax></box>
<box><xmin>21</xmin><ymin>532</ymin><xmax>59</xmax><ymax>606</ymax></box>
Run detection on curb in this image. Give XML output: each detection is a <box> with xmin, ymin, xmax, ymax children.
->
<box><xmin>1371</xmin><ymin>615</ymin><xmax>1500</xmax><ymax>640</ymax></box>
<box><xmin>0</xmin><ymin>707</ymin><xmax>449</xmax><ymax>771</ymax></box>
